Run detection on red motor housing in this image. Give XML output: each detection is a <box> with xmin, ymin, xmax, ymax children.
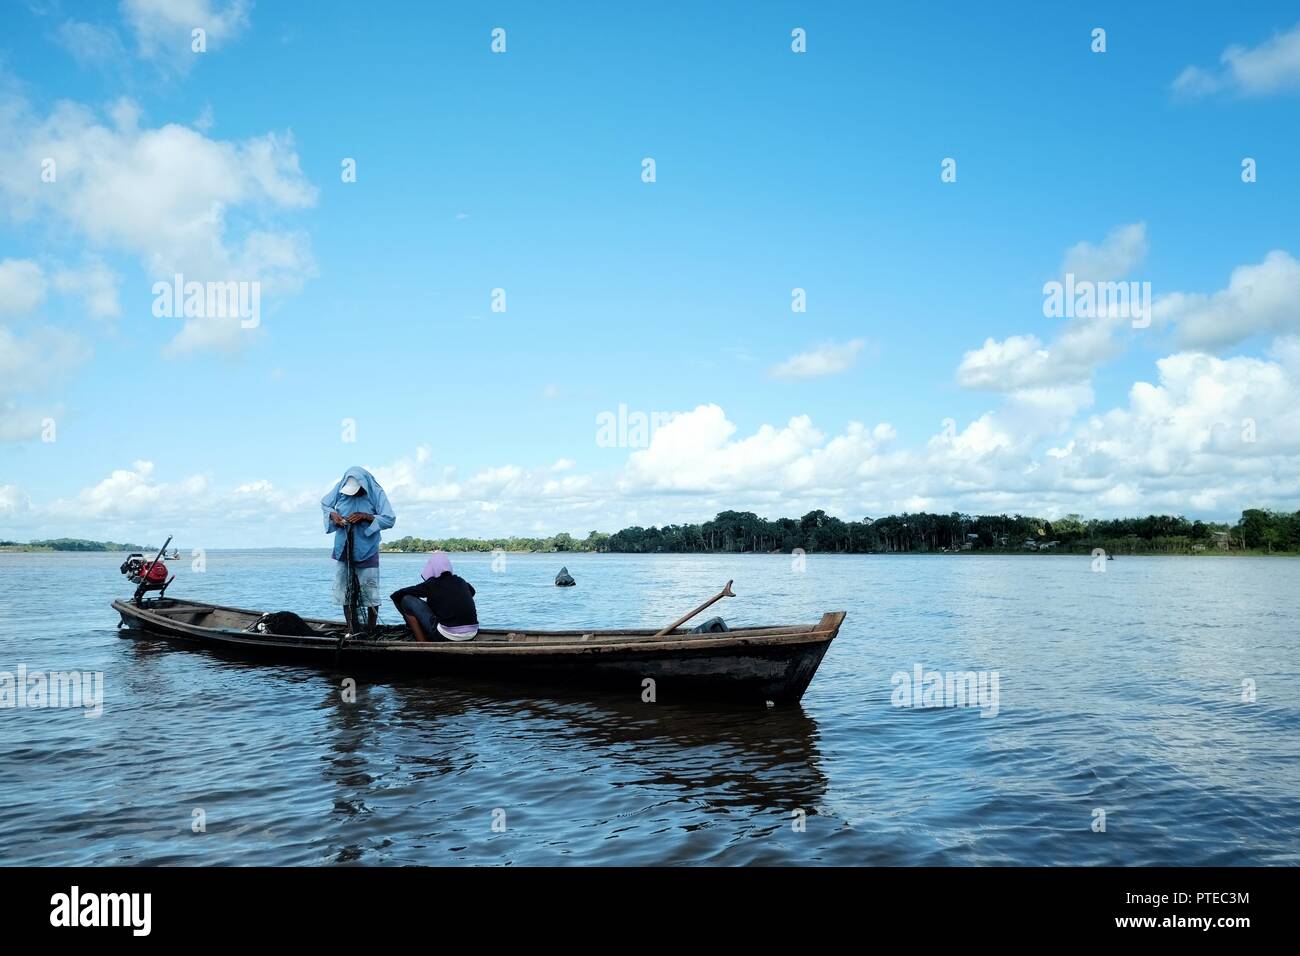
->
<box><xmin>120</xmin><ymin>551</ymin><xmax>173</xmax><ymax>602</ymax></box>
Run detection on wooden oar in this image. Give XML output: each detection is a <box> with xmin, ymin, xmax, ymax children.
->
<box><xmin>654</xmin><ymin>580</ymin><xmax>735</xmax><ymax>638</ymax></box>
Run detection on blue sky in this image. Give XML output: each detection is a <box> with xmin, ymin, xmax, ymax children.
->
<box><xmin>2</xmin><ymin>1</ymin><xmax>1300</xmax><ymax>547</ymax></box>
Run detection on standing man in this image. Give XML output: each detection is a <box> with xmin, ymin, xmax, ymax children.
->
<box><xmin>322</xmin><ymin>466</ymin><xmax>396</xmax><ymax>634</ymax></box>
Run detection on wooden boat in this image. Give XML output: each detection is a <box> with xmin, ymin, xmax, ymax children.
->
<box><xmin>111</xmin><ymin>597</ymin><xmax>845</xmax><ymax>704</ymax></box>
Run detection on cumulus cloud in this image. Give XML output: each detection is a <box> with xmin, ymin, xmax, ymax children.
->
<box><xmin>54</xmin><ymin>19</ymin><xmax>130</xmax><ymax>71</ymax></box>
<box><xmin>1061</xmin><ymin>221</ymin><xmax>1147</xmax><ymax>282</ymax></box>
<box><xmin>0</xmin><ymin>325</ymin><xmax>88</xmax><ymax>441</ymax></box>
<box><xmin>770</xmin><ymin>339</ymin><xmax>866</xmax><ymax>380</ymax></box>
<box><xmin>622</xmin><ymin>404</ymin><xmax>832</xmax><ymax>492</ymax></box>
<box><xmin>7</xmin><ymin>352</ymin><xmax>1300</xmax><ymax>546</ymax></box>
<box><xmin>957</xmin><ymin>318</ymin><xmax>1122</xmax><ymax>392</ymax></box>
<box><xmin>1173</xmin><ymin>22</ymin><xmax>1300</xmax><ymax>97</ymax></box>
<box><xmin>1041</xmin><ymin>347</ymin><xmax>1300</xmax><ymax>512</ymax></box>
<box><xmin>944</xmin><ymin>233</ymin><xmax>1300</xmax><ymax>516</ymax></box>
<box><xmin>122</xmin><ymin>0</ymin><xmax>251</xmax><ymax>68</ymax></box>
<box><xmin>1155</xmin><ymin>251</ymin><xmax>1300</xmax><ymax>351</ymax></box>
<box><xmin>0</xmin><ymin>326</ymin><xmax>89</xmax><ymax>394</ymax></box>
<box><xmin>37</xmin><ymin>459</ymin><xmax>316</xmax><ymax>531</ymax></box>
<box><xmin>0</xmin><ymin>259</ymin><xmax>47</xmax><ymax>316</ymax></box>
<box><xmin>957</xmin><ymin>223</ymin><xmax>1149</xmax><ymax>394</ymax></box>
<box><xmin>0</xmin><ymin>256</ymin><xmax>122</xmax><ymax>438</ymax></box>
<box><xmin>0</xmin><ymin>484</ymin><xmax>31</xmax><ymax>520</ymax></box>
<box><xmin>0</xmin><ymin>95</ymin><xmax>317</xmax><ymax>355</ymax></box>
<box><xmin>6</xmin><ymin>237</ymin><xmax>1300</xmax><ymax>536</ymax></box>
<box><xmin>53</xmin><ymin>261</ymin><xmax>122</xmax><ymax>319</ymax></box>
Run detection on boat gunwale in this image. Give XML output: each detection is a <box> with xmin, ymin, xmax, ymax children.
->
<box><xmin>112</xmin><ymin>598</ymin><xmax>846</xmax><ymax>656</ymax></box>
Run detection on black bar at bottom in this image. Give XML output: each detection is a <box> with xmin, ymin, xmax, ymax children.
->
<box><xmin>0</xmin><ymin>866</ymin><xmax>1284</xmax><ymax>941</ymax></box>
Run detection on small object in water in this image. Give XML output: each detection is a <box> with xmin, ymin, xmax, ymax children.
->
<box><xmin>555</xmin><ymin>566</ymin><xmax>576</xmax><ymax>587</ymax></box>
<box><xmin>689</xmin><ymin>616</ymin><xmax>729</xmax><ymax>634</ymax></box>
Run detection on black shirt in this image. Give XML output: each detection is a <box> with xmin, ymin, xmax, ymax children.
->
<box><xmin>390</xmin><ymin>574</ymin><xmax>478</xmax><ymax>627</ymax></box>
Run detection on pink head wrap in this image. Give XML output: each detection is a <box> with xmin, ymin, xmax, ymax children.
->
<box><xmin>421</xmin><ymin>551</ymin><xmax>452</xmax><ymax>580</ymax></box>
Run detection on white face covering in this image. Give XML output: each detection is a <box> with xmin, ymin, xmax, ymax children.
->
<box><xmin>340</xmin><ymin>476</ymin><xmax>363</xmax><ymax>496</ymax></box>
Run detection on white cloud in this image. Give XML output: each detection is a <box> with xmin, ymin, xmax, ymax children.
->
<box><xmin>623</xmin><ymin>404</ymin><xmax>830</xmax><ymax>492</ymax></box>
<box><xmin>0</xmin><ymin>484</ymin><xmax>31</xmax><ymax>520</ymax></box>
<box><xmin>7</xmin><ymin>353</ymin><xmax>1300</xmax><ymax>544</ymax></box>
<box><xmin>1061</xmin><ymin>222</ymin><xmax>1147</xmax><ymax>282</ymax></box>
<box><xmin>958</xmin><ymin>334</ymin><xmax>1051</xmax><ymax>389</ymax></box>
<box><xmin>0</xmin><ymin>401</ymin><xmax>59</xmax><ymax>443</ymax></box>
<box><xmin>1043</xmin><ymin>347</ymin><xmax>1300</xmax><ymax>510</ymax></box>
<box><xmin>0</xmin><ymin>326</ymin><xmax>89</xmax><ymax>393</ymax></box>
<box><xmin>1173</xmin><ymin>22</ymin><xmax>1300</xmax><ymax>97</ymax></box>
<box><xmin>55</xmin><ymin>19</ymin><xmax>130</xmax><ymax>70</ymax></box>
<box><xmin>770</xmin><ymin>339</ymin><xmax>866</xmax><ymax>380</ymax></box>
<box><xmin>389</xmin><ymin>366</ymin><xmax>1300</xmax><ymax>528</ymax></box>
<box><xmin>957</xmin><ymin>223</ymin><xmax>1148</xmax><ymax>394</ymax></box>
<box><xmin>122</xmin><ymin>0</ymin><xmax>251</xmax><ymax>67</ymax></box>
<box><xmin>1155</xmin><ymin>251</ymin><xmax>1300</xmax><ymax>351</ymax></box>
<box><xmin>0</xmin><ymin>100</ymin><xmax>316</xmax><ymax>273</ymax></box>
<box><xmin>40</xmin><ymin>459</ymin><xmax>314</xmax><ymax>528</ymax></box>
<box><xmin>0</xmin><ymin>259</ymin><xmax>47</xmax><ymax>316</ymax></box>
<box><xmin>0</xmin><ymin>95</ymin><xmax>317</xmax><ymax>354</ymax></box>
<box><xmin>0</xmin><ymin>256</ymin><xmax>112</xmax><ymax>439</ymax></box>
<box><xmin>53</xmin><ymin>261</ymin><xmax>122</xmax><ymax>319</ymax></box>
<box><xmin>0</xmin><ymin>324</ymin><xmax>89</xmax><ymax>441</ymax></box>
<box><xmin>957</xmin><ymin>319</ymin><xmax>1119</xmax><ymax>391</ymax></box>
<box><xmin>8</xmin><ymin>232</ymin><xmax>1300</xmax><ymax>533</ymax></box>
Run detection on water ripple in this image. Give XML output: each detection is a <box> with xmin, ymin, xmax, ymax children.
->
<box><xmin>1</xmin><ymin>551</ymin><xmax>1297</xmax><ymax>864</ymax></box>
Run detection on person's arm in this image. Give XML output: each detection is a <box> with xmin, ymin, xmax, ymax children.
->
<box><xmin>321</xmin><ymin>487</ymin><xmax>343</xmax><ymax>532</ymax></box>
<box><xmin>389</xmin><ymin>578</ymin><xmax>432</xmax><ymax>613</ymax></box>
<box><xmin>389</xmin><ymin>583</ymin><xmax>418</xmax><ymax>614</ymax></box>
<box><xmin>365</xmin><ymin>486</ymin><xmax>396</xmax><ymax>536</ymax></box>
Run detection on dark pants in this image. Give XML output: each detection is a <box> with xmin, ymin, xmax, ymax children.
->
<box><xmin>399</xmin><ymin>594</ymin><xmax>438</xmax><ymax>637</ymax></box>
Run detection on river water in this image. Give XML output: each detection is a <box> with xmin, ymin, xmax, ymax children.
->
<box><xmin>1</xmin><ymin>550</ymin><xmax>1296</xmax><ymax>865</ymax></box>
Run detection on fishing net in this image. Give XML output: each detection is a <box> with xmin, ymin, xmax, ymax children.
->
<box><xmin>344</xmin><ymin>527</ymin><xmax>362</xmax><ymax>628</ymax></box>
<box><xmin>247</xmin><ymin>611</ymin><xmax>319</xmax><ymax>636</ymax></box>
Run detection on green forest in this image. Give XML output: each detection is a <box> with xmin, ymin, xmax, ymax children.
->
<box><xmin>382</xmin><ymin>508</ymin><xmax>1300</xmax><ymax>556</ymax></box>
<box><xmin>0</xmin><ymin>538</ymin><xmax>149</xmax><ymax>552</ymax></box>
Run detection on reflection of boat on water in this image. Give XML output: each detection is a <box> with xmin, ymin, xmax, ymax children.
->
<box><xmin>113</xmin><ymin>597</ymin><xmax>845</xmax><ymax>704</ymax></box>
<box><xmin>111</xmin><ymin>608</ymin><xmax>835</xmax><ymax>864</ymax></box>
<box><xmin>352</xmin><ymin>676</ymin><xmax>831</xmax><ymax>815</ymax></box>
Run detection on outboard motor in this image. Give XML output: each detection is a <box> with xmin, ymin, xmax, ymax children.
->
<box><xmin>120</xmin><ymin>536</ymin><xmax>175</xmax><ymax>604</ymax></box>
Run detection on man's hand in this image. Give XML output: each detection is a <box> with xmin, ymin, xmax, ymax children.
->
<box><xmin>330</xmin><ymin>511</ymin><xmax>347</xmax><ymax>528</ymax></box>
<box><xmin>348</xmin><ymin>512</ymin><xmax>374</xmax><ymax>525</ymax></box>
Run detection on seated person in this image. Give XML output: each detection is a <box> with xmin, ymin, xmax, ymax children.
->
<box><xmin>390</xmin><ymin>552</ymin><xmax>479</xmax><ymax>642</ymax></box>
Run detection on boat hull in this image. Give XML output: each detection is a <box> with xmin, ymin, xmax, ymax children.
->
<box><xmin>112</xmin><ymin>598</ymin><xmax>843</xmax><ymax>704</ymax></box>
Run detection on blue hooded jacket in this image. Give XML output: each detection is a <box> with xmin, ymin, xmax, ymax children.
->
<box><xmin>321</xmin><ymin>466</ymin><xmax>396</xmax><ymax>563</ymax></box>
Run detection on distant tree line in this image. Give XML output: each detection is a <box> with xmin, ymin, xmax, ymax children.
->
<box><xmin>384</xmin><ymin>531</ymin><xmax>609</xmax><ymax>554</ymax></box>
<box><xmin>384</xmin><ymin>508</ymin><xmax>1300</xmax><ymax>556</ymax></box>
<box><xmin>0</xmin><ymin>538</ymin><xmax>149</xmax><ymax>552</ymax></box>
